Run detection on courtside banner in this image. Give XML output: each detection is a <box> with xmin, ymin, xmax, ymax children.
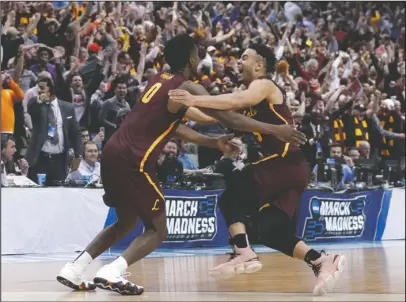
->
<box><xmin>105</xmin><ymin>189</ymin><xmax>229</xmax><ymax>249</ymax></box>
<box><xmin>295</xmin><ymin>189</ymin><xmax>392</xmax><ymax>242</ymax></box>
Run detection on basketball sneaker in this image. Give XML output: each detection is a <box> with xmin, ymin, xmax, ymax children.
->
<box><xmin>209</xmin><ymin>246</ymin><xmax>263</xmax><ymax>278</ymax></box>
<box><xmin>56</xmin><ymin>262</ymin><xmax>96</xmax><ymax>291</ymax></box>
<box><xmin>310</xmin><ymin>251</ymin><xmax>346</xmax><ymax>296</ymax></box>
<box><xmin>93</xmin><ymin>264</ymin><xmax>144</xmax><ymax>295</ymax></box>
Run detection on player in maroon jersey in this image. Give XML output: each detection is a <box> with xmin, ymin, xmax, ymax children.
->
<box><xmin>169</xmin><ymin>44</ymin><xmax>346</xmax><ymax>295</ymax></box>
<box><xmin>56</xmin><ymin>35</ymin><xmax>307</xmax><ymax>295</ymax></box>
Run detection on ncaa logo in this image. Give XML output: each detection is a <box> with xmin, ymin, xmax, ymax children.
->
<box><xmin>311</xmin><ymin>199</ymin><xmax>321</xmax><ymax>216</ymax></box>
<box><xmin>303</xmin><ymin>196</ymin><xmax>366</xmax><ymax>240</ymax></box>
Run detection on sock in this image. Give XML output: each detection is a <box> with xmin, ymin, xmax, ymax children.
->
<box><xmin>111</xmin><ymin>256</ymin><xmax>128</xmax><ymax>274</ymax></box>
<box><xmin>233</xmin><ymin>233</ymin><xmax>249</xmax><ymax>249</ymax></box>
<box><xmin>304</xmin><ymin>249</ymin><xmax>322</xmax><ymax>264</ymax></box>
<box><xmin>73</xmin><ymin>251</ymin><xmax>93</xmax><ymax>266</ymax></box>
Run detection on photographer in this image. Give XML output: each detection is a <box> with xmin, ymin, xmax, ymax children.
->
<box><xmin>156</xmin><ymin>139</ymin><xmax>183</xmax><ymax>183</ymax></box>
<box><xmin>214</xmin><ymin>137</ymin><xmax>246</xmax><ymax>184</ymax></box>
<box><xmin>312</xmin><ymin>144</ymin><xmax>355</xmax><ymax>188</ymax></box>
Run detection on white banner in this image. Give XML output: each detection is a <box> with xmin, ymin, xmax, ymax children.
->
<box><xmin>1</xmin><ymin>188</ymin><xmax>109</xmax><ymax>255</ymax></box>
<box><xmin>382</xmin><ymin>188</ymin><xmax>405</xmax><ymax>240</ymax></box>
<box><xmin>2</xmin><ymin>187</ymin><xmax>403</xmax><ymax>255</ymax></box>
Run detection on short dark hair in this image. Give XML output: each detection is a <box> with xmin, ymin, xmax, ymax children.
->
<box><xmin>329</xmin><ymin>143</ymin><xmax>343</xmax><ymax>150</ymax></box>
<box><xmin>164</xmin><ymin>34</ymin><xmax>197</xmax><ymax>72</ymax></box>
<box><xmin>118</xmin><ymin>51</ymin><xmax>129</xmax><ymax>61</ymax></box>
<box><xmin>112</xmin><ymin>76</ymin><xmax>127</xmax><ymax>89</ymax></box>
<box><xmin>249</xmin><ymin>43</ymin><xmax>276</xmax><ymax>74</ymax></box>
<box><xmin>1</xmin><ymin>134</ymin><xmax>15</xmax><ymax>150</ymax></box>
<box><xmin>71</xmin><ymin>72</ymin><xmax>82</xmax><ymax>79</ymax></box>
<box><xmin>83</xmin><ymin>140</ymin><xmax>98</xmax><ymax>150</ymax></box>
<box><xmin>38</xmin><ymin>77</ymin><xmax>56</xmax><ymax>96</ymax></box>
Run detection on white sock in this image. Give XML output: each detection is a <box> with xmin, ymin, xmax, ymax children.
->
<box><xmin>73</xmin><ymin>251</ymin><xmax>93</xmax><ymax>267</ymax></box>
<box><xmin>111</xmin><ymin>256</ymin><xmax>128</xmax><ymax>274</ymax></box>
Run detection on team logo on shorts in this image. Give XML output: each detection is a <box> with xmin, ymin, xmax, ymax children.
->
<box><xmin>303</xmin><ymin>196</ymin><xmax>366</xmax><ymax>240</ymax></box>
<box><xmin>164</xmin><ymin>195</ymin><xmax>218</xmax><ymax>242</ymax></box>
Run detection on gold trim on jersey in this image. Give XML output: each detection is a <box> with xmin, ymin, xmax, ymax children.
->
<box><xmin>160</xmin><ymin>72</ymin><xmax>175</xmax><ymax>80</ymax></box>
<box><xmin>249</xmin><ymin>104</ymin><xmax>290</xmax><ymax>165</ymax></box>
<box><xmin>269</xmin><ymin>104</ymin><xmax>290</xmax><ymax>158</ymax></box>
<box><xmin>143</xmin><ymin>172</ymin><xmax>165</xmax><ymax>201</ymax></box>
<box><xmin>259</xmin><ymin>203</ymin><xmax>271</xmax><ymax>212</ymax></box>
<box><xmin>251</xmin><ymin>153</ymin><xmax>279</xmax><ymax>165</ymax></box>
<box><xmin>140</xmin><ymin>120</ymin><xmax>178</xmax><ymax>173</ymax></box>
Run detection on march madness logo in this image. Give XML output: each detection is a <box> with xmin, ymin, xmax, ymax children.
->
<box><xmin>164</xmin><ymin>195</ymin><xmax>217</xmax><ymax>242</ymax></box>
<box><xmin>303</xmin><ymin>196</ymin><xmax>366</xmax><ymax>240</ymax></box>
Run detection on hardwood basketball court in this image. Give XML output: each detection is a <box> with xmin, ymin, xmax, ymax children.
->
<box><xmin>2</xmin><ymin>241</ymin><xmax>405</xmax><ymax>301</ymax></box>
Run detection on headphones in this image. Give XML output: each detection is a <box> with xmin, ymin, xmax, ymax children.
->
<box><xmin>82</xmin><ymin>140</ymin><xmax>98</xmax><ymax>157</ymax></box>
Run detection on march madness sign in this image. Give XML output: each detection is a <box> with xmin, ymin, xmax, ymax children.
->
<box><xmin>164</xmin><ymin>195</ymin><xmax>218</xmax><ymax>242</ymax></box>
<box><xmin>302</xmin><ymin>196</ymin><xmax>366</xmax><ymax>240</ymax></box>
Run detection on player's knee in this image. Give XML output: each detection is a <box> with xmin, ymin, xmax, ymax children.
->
<box><xmin>257</xmin><ymin>206</ymin><xmax>298</xmax><ymax>256</ymax></box>
<box><xmin>115</xmin><ymin>215</ymin><xmax>135</xmax><ymax>233</ymax></box>
<box><xmin>257</xmin><ymin>222</ymin><xmax>285</xmax><ymax>248</ymax></box>
<box><xmin>218</xmin><ymin>193</ymin><xmax>233</xmax><ymax>216</ymax></box>
<box><xmin>152</xmin><ymin>214</ymin><xmax>168</xmax><ymax>241</ymax></box>
<box><xmin>114</xmin><ymin>219</ymin><xmax>132</xmax><ymax>234</ymax></box>
<box><xmin>154</xmin><ymin>224</ymin><xmax>168</xmax><ymax>242</ymax></box>
<box><xmin>219</xmin><ymin>196</ymin><xmax>245</xmax><ymax>226</ymax></box>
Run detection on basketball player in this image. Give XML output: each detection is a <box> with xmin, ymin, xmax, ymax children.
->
<box><xmin>168</xmin><ymin>44</ymin><xmax>345</xmax><ymax>295</ymax></box>
<box><xmin>56</xmin><ymin>35</ymin><xmax>307</xmax><ymax>295</ymax></box>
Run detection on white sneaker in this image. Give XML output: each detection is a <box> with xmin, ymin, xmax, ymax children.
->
<box><xmin>209</xmin><ymin>247</ymin><xmax>262</xmax><ymax>278</ymax></box>
<box><xmin>93</xmin><ymin>264</ymin><xmax>144</xmax><ymax>295</ymax></box>
<box><xmin>310</xmin><ymin>251</ymin><xmax>346</xmax><ymax>296</ymax></box>
<box><xmin>57</xmin><ymin>262</ymin><xmax>96</xmax><ymax>291</ymax></box>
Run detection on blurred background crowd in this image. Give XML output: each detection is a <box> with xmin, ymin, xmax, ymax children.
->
<box><xmin>1</xmin><ymin>1</ymin><xmax>405</xmax><ymax>189</ymax></box>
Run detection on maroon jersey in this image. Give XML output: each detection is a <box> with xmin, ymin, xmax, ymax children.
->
<box><xmin>241</xmin><ymin>79</ymin><xmax>301</xmax><ymax>162</ymax></box>
<box><xmin>104</xmin><ymin>72</ymin><xmax>187</xmax><ymax>172</ymax></box>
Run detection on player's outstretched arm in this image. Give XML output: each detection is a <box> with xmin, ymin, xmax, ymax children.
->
<box><xmin>184</xmin><ymin>107</ymin><xmax>217</xmax><ymax>124</ymax></box>
<box><xmin>174</xmin><ymin>124</ymin><xmax>239</xmax><ymax>156</ymax></box>
<box><xmin>169</xmin><ymin>79</ymin><xmax>270</xmax><ymax>111</ymax></box>
<box><xmin>176</xmin><ymin>82</ymin><xmax>307</xmax><ymax>146</ymax></box>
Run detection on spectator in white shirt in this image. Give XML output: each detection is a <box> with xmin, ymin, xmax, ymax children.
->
<box><xmin>66</xmin><ymin>141</ymin><xmax>100</xmax><ymax>184</ymax></box>
<box><xmin>330</xmin><ymin>52</ymin><xmax>353</xmax><ymax>90</ymax></box>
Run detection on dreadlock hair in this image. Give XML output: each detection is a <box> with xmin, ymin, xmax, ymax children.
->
<box><xmin>164</xmin><ymin>34</ymin><xmax>197</xmax><ymax>73</ymax></box>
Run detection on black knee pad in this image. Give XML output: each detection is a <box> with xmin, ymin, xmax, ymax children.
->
<box><xmin>219</xmin><ymin>170</ymin><xmax>258</xmax><ymax>227</ymax></box>
<box><xmin>257</xmin><ymin>205</ymin><xmax>300</xmax><ymax>257</ymax></box>
<box><xmin>218</xmin><ymin>188</ymin><xmax>246</xmax><ymax>226</ymax></box>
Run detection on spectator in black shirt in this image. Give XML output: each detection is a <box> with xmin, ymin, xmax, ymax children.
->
<box><xmin>1</xmin><ymin>27</ymin><xmax>24</xmax><ymax>71</ymax></box>
<box><xmin>77</xmin><ymin>43</ymin><xmax>103</xmax><ymax>89</ymax></box>
<box><xmin>99</xmin><ymin>78</ymin><xmax>130</xmax><ymax>144</ymax></box>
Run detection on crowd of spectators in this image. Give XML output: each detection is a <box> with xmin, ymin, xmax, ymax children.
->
<box><xmin>1</xmin><ymin>1</ymin><xmax>405</xmax><ymax>188</ymax></box>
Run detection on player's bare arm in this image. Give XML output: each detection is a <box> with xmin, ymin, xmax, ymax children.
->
<box><xmin>184</xmin><ymin>107</ymin><xmax>217</xmax><ymax>124</ymax></box>
<box><xmin>174</xmin><ymin>124</ymin><xmax>239</xmax><ymax>156</ymax></box>
<box><xmin>166</xmin><ymin>84</ymin><xmax>216</xmax><ymax>125</ymax></box>
<box><xmin>168</xmin><ymin>79</ymin><xmax>272</xmax><ymax>111</ymax></box>
<box><xmin>173</xmin><ymin>81</ymin><xmax>306</xmax><ymax>146</ymax></box>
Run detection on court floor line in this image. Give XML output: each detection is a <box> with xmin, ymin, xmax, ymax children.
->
<box><xmin>2</xmin><ymin>240</ymin><xmax>404</xmax><ymax>264</ymax></box>
<box><xmin>2</xmin><ymin>292</ymin><xmax>405</xmax><ymax>302</ymax></box>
